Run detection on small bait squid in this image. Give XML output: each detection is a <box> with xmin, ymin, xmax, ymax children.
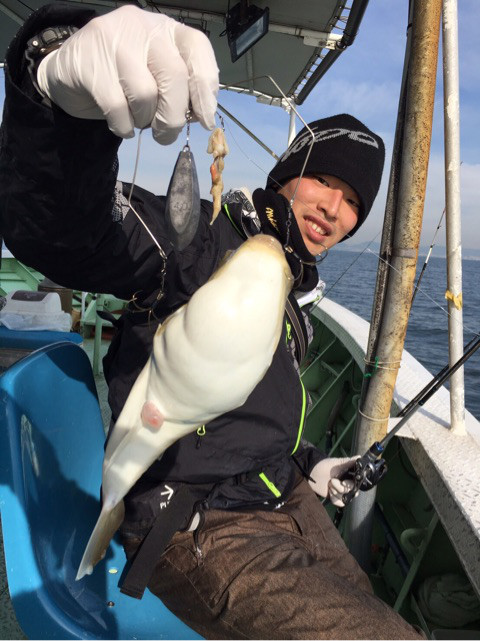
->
<box><xmin>207</xmin><ymin>127</ymin><xmax>229</xmax><ymax>224</ymax></box>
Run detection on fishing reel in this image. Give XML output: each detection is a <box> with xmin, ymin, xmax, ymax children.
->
<box><xmin>331</xmin><ymin>335</ymin><xmax>480</xmax><ymax>524</ymax></box>
<box><xmin>340</xmin><ymin>443</ymin><xmax>388</xmax><ymax>507</ymax></box>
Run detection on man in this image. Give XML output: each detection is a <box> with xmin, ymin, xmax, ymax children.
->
<box><xmin>0</xmin><ymin>4</ymin><xmax>422</xmax><ymax>639</ymax></box>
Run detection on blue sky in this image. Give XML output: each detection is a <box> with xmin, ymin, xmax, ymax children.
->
<box><xmin>1</xmin><ymin>0</ymin><xmax>479</xmax><ymax>249</ymax></box>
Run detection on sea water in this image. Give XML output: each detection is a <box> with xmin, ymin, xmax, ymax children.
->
<box><xmin>317</xmin><ymin>249</ymin><xmax>480</xmax><ymax>421</ymax></box>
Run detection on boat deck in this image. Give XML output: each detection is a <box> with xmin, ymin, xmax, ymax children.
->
<box><xmin>314</xmin><ymin>297</ymin><xmax>480</xmax><ymax>600</ymax></box>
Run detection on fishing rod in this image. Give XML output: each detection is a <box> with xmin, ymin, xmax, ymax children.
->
<box><xmin>330</xmin><ymin>333</ymin><xmax>480</xmax><ymax>525</ymax></box>
<box><xmin>395</xmin><ymin>333</ymin><xmax>479</xmax><ymax>419</ymax></box>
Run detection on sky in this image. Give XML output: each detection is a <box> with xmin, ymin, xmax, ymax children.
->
<box><xmin>1</xmin><ymin>0</ymin><xmax>479</xmax><ymax>250</ymax></box>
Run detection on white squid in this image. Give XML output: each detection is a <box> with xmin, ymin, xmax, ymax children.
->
<box><xmin>76</xmin><ymin>234</ymin><xmax>293</xmax><ymax>580</ymax></box>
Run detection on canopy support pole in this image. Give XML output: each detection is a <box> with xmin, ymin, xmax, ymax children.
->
<box><xmin>288</xmin><ymin>108</ymin><xmax>296</xmax><ymax>146</ymax></box>
<box><xmin>442</xmin><ymin>0</ymin><xmax>465</xmax><ymax>433</ymax></box>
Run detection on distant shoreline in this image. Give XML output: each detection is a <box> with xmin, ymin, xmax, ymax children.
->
<box><xmin>3</xmin><ymin>245</ymin><xmax>480</xmax><ymax>261</ymax></box>
<box><xmin>334</xmin><ymin>244</ymin><xmax>480</xmax><ymax>261</ymax></box>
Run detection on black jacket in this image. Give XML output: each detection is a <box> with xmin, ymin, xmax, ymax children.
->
<box><xmin>0</xmin><ymin>3</ymin><xmax>325</xmax><ymax>517</ymax></box>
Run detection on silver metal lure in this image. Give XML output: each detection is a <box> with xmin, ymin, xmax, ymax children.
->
<box><xmin>165</xmin><ymin>113</ymin><xmax>201</xmax><ymax>251</ymax></box>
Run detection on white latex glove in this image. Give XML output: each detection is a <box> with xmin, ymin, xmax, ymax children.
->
<box><xmin>37</xmin><ymin>5</ymin><xmax>219</xmax><ymax>144</ymax></box>
<box><xmin>308</xmin><ymin>457</ymin><xmax>359</xmax><ymax>508</ymax></box>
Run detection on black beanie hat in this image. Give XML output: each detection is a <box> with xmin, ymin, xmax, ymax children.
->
<box><xmin>266</xmin><ymin>114</ymin><xmax>385</xmax><ymax>239</ymax></box>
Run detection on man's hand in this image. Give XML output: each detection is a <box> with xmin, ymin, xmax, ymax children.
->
<box><xmin>37</xmin><ymin>5</ymin><xmax>219</xmax><ymax>144</ymax></box>
<box><xmin>308</xmin><ymin>457</ymin><xmax>359</xmax><ymax>507</ymax></box>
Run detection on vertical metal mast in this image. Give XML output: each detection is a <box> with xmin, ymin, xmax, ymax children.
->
<box><xmin>442</xmin><ymin>0</ymin><xmax>465</xmax><ymax>433</ymax></box>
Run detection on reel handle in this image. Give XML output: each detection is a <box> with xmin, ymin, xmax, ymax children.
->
<box><xmin>340</xmin><ymin>453</ymin><xmax>388</xmax><ymax>506</ymax></box>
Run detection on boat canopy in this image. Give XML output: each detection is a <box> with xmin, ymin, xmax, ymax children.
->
<box><xmin>0</xmin><ymin>0</ymin><xmax>370</xmax><ymax>105</ymax></box>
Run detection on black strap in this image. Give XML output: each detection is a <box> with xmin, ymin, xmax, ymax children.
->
<box><xmin>96</xmin><ymin>309</ymin><xmax>123</xmax><ymax>329</ymax></box>
<box><xmin>285</xmin><ymin>292</ymin><xmax>308</xmax><ymax>364</ymax></box>
<box><xmin>120</xmin><ymin>485</ymin><xmax>204</xmax><ymax>599</ymax></box>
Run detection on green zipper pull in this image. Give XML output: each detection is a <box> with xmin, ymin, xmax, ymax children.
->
<box><xmin>196</xmin><ymin>425</ymin><xmax>206</xmax><ymax>449</ymax></box>
<box><xmin>286</xmin><ymin>320</ymin><xmax>292</xmax><ymax>343</ymax></box>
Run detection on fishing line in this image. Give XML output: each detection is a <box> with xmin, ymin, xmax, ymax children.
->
<box><xmin>222</xmin><ymin>115</ymin><xmax>354</xmax><ymax>246</ymax></box>
<box><xmin>220</xmin><ymin>104</ymin><xmax>316</xmax><ymax>215</ymax></box>
<box><xmin>219</xmin><ymin>118</ymin><xmax>480</xmax><ymax>339</ymax></box>
<box><xmin>316</xmin><ymin>232</ymin><xmax>382</xmax><ymax>301</ymax></box>
<box><xmin>364</xmin><ymin>246</ymin><xmax>480</xmax><ymax>339</ymax></box>
<box><xmin>124</xmin><ymin>112</ymin><xmax>479</xmax><ymax>345</ymax></box>
<box><xmin>225</xmin><ymin>117</ymin><xmax>480</xmax><ymax>340</ymax></box>
<box><xmin>222</xmin><ymin>117</ymin><xmax>276</xmax><ymax>185</ymax></box>
<box><xmin>411</xmin><ymin>207</ymin><xmax>445</xmax><ymax>304</ymax></box>
<box><xmin>127</xmin><ymin>128</ymin><xmax>167</xmax><ymax>259</ymax></box>
<box><xmin>307</xmin><ymin>231</ymin><xmax>480</xmax><ymax>348</ymax></box>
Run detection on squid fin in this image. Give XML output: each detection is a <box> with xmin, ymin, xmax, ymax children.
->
<box><xmin>76</xmin><ymin>499</ymin><xmax>125</xmax><ymax>580</ymax></box>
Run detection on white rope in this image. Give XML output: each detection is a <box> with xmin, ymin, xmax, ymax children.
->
<box><xmin>357</xmin><ymin>408</ymin><xmax>390</xmax><ymax>423</ymax></box>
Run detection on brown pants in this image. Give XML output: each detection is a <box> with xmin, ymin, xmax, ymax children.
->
<box><xmin>122</xmin><ymin>478</ymin><xmax>422</xmax><ymax>640</ymax></box>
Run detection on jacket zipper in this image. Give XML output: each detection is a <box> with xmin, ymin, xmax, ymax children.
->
<box><xmin>196</xmin><ymin>424</ymin><xmax>206</xmax><ymax>449</ymax></box>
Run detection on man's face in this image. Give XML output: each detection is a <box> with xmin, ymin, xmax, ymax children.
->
<box><xmin>278</xmin><ymin>174</ymin><xmax>360</xmax><ymax>256</ymax></box>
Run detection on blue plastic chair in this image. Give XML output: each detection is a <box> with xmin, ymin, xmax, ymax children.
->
<box><xmin>0</xmin><ymin>341</ymin><xmax>202</xmax><ymax>640</ymax></box>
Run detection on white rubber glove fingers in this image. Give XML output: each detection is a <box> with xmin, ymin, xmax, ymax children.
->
<box><xmin>328</xmin><ymin>477</ymin><xmax>358</xmax><ymax>508</ymax></box>
<box><xmin>147</xmin><ymin>21</ymin><xmax>218</xmax><ymax>144</ymax></box>
<box><xmin>171</xmin><ymin>21</ymin><xmax>219</xmax><ymax>132</ymax></box>
<box><xmin>37</xmin><ymin>6</ymin><xmax>219</xmax><ymax>143</ymax></box>
<box><xmin>37</xmin><ymin>9</ymin><xmax>148</xmax><ymax>136</ymax></box>
<box><xmin>308</xmin><ymin>456</ymin><xmax>358</xmax><ymax>499</ymax></box>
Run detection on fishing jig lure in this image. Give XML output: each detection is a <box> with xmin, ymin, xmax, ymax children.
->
<box><xmin>165</xmin><ymin>112</ymin><xmax>201</xmax><ymax>251</ymax></box>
